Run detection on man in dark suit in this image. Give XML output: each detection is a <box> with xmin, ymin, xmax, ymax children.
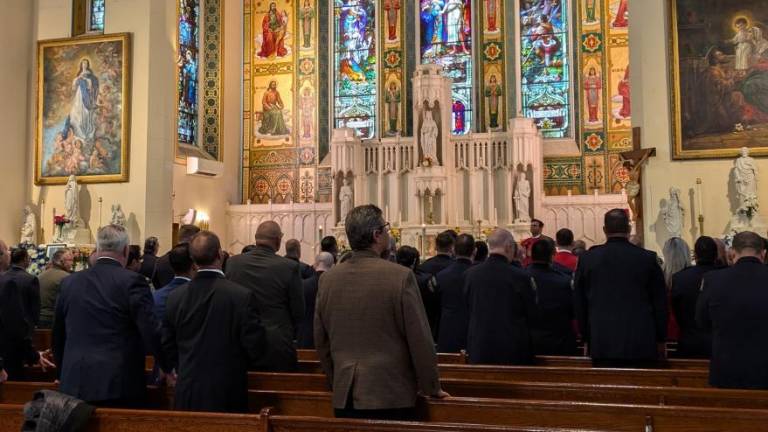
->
<box><xmin>671</xmin><ymin>236</ymin><xmax>718</xmax><ymax>359</ymax></box>
<box><xmin>528</xmin><ymin>237</ymin><xmax>577</xmax><ymax>356</ymax></box>
<box><xmin>436</xmin><ymin>234</ymin><xmax>475</xmax><ymax>353</ymax></box>
<box><xmin>465</xmin><ymin>229</ymin><xmax>536</xmax><ymax>365</ymax></box>
<box><xmin>53</xmin><ymin>225</ymin><xmax>168</xmax><ymax>407</ymax></box>
<box><xmin>152</xmin><ymin>225</ymin><xmax>200</xmax><ymax>289</ymax></box>
<box><xmin>418</xmin><ymin>231</ymin><xmax>455</xmax><ymax>337</ymax></box>
<box><xmin>316</xmin><ymin>205</ymin><xmax>448</xmax><ymax>420</ymax></box>
<box><xmin>152</xmin><ymin>243</ymin><xmax>194</xmax><ymax>324</ymax></box>
<box><xmin>697</xmin><ymin>231</ymin><xmax>768</xmax><ymax>389</ymax></box>
<box><xmin>0</xmin><ymin>241</ymin><xmax>51</xmax><ymax>380</ymax></box>
<box><xmin>285</xmin><ymin>239</ymin><xmax>316</xmax><ymax>279</ymax></box>
<box><xmin>7</xmin><ymin>248</ymin><xmax>41</xmax><ymax>328</ymax></box>
<box><xmin>139</xmin><ymin>237</ymin><xmax>159</xmax><ymax>281</ymax></box>
<box><xmin>162</xmin><ymin>231</ymin><xmax>266</xmax><ymax>412</ymax></box>
<box><xmin>226</xmin><ymin>221</ymin><xmax>304</xmax><ymax>371</ymax></box>
<box><xmin>297</xmin><ymin>252</ymin><xmax>334</xmax><ymax>348</ymax></box>
<box><xmin>574</xmin><ymin>209</ymin><xmax>667</xmax><ymax>368</ymax></box>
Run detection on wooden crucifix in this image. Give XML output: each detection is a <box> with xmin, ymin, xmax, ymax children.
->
<box><xmin>620</xmin><ymin>127</ymin><xmax>656</xmax><ymax>239</ymax></box>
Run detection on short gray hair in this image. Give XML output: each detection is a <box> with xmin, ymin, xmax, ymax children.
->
<box><xmin>487</xmin><ymin>229</ymin><xmax>515</xmax><ymax>251</ymax></box>
<box><xmin>345</xmin><ymin>205</ymin><xmax>384</xmax><ymax>251</ymax></box>
<box><xmin>314</xmin><ymin>252</ymin><xmax>334</xmax><ymax>271</ymax></box>
<box><xmin>51</xmin><ymin>248</ymin><xmax>71</xmax><ymax>266</ymax></box>
<box><xmin>97</xmin><ymin>224</ymin><xmax>130</xmax><ymax>253</ymax></box>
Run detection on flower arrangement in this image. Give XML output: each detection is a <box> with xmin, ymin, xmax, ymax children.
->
<box><xmin>739</xmin><ymin>195</ymin><xmax>759</xmax><ymax>219</ymax></box>
<box><xmin>53</xmin><ymin>215</ymin><xmax>70</xmax><ymax>227</ymax></box>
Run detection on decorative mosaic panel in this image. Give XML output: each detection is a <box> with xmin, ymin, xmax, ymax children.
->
<box><xmin>479</xmin><ymin>0</ymin><xmax>505</xmax><ymax>132</ymax></box>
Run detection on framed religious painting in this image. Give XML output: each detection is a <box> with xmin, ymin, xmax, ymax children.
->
<box><xmin>35</xmin><ymin>33</ymin><xmax>131</xmax><ymax>185</ymax></box>
<box><xmin>670</xmin><ymin>0</ymin><xmax>768</xmax><ymax>159</ymax></box>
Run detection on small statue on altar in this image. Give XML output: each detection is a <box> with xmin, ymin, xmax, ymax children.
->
<box><xmin>111</xmin><ymin>204</ymin><xmax>127</xmax><ymax>227</ymax></box>
<box><xmin>514</xmin><ymin>172</ymin><xmax>531</xmax><ymax>223</ymax></box>
<box><xmin>64</xmin><ymin>175</ymin><xmax>82</xmax><ymax>228</ymax></box>
<box><xmin>420</xmin><ymin>109</ymin><xmax>439</xmax><ymax>166</ymax></box>
<box><xmin>662</xmin><ymin>187</ymin><xmax>684</xmax><ymax>238</ymax></box>
<box><xmin>20</xmin><ymin>206</ymin><xmax>37</xmax><ymax>245</ymax></box>
<box><xmin>735</xmin><ymin>147</ymin><xmax>759</xmax><ymax>218</ymax></box>
<box><xmin>339</xmin><ymin>178</ymin><xmax>353</xmax><ymax>226</ymax></box>
<box><xmin>622</xmin><ymin>151</ymin><xmax>652</xmax><ymax>224</ymax></box>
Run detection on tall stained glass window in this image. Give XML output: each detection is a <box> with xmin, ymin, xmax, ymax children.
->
<box><xmin>519</xmin><ymin>0</ymin><xmax>571</xmax><ymax>138</ymax></box>
<box><xmin>419</xmin><ymin>0</ymin><xmax>473</xmax><ymax>135</ymax></box>
<box><xmin>177</xmin><ymin>0</ymin><xmax>200</xmax><ymax>145</ymax></box>
<box><xmin>89</xmin><ymin>0</ymin><xmax>105</xmax><ymax>32</ymax></box>
<box><xmin>333</xmin><ymin>0</ymin><xmax>377</xmax><ymax>139</ymax></box>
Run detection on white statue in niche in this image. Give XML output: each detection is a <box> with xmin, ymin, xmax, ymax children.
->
<box><xmin>662</xmin><ymin>187</ymin><xmax>684</xmax><ymax>238</ymax></box>
<box><xmin>339</xmin><ymin>178</ymin><xmax>353</xmax><ymax>226</ymax></box>
<box><xmin>514</xmin><ymin>172</ymin><xmax>531</xmax><ymax>223</ymax></box>
<box><xmin>420</xmin><ymin>109</ymin><xmax>439</xmax><ymax>166</ymax></box>
<box><xmin>111</xmin><ymin>204</ymin><xmax>126</xmax><ymax>227</ymax></box>
<box><xmin>64</xmin><ymin>175</ymin><xmax>82</xmax><ymax>227</ymax></box>
<box><xmin>20</xmin><ymin>206</ymin><xmax>37</xmax><ymax>245</ymax></box>
<box><xmin>735</xmin><ymin>147</ymin><xmax>759</xmax><ymax>217</ymax></box>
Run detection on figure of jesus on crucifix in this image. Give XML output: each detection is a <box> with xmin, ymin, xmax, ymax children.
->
<box><xmin>620</xmin><ymin>128</ymin><xmax>655</xmax><ymax>236</ymax></box>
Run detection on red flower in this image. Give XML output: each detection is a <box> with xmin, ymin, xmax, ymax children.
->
<box><xmin>53</xmin><ymin>215</ymin><xmax>70</xmax><ymax>226</ymax></box>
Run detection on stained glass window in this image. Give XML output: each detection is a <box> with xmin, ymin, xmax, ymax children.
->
<box><xmin>89</xmin><ymin>0</ymin><xmax>105</xmax><ymax>32</ymax></box>
<box><xmin>177</xmin><ymin>0</ymin><xmax>200</xmax><ymax>145</ymax></box>
<box><xmin>333</xmin><ymin>0</ymin><xmax>377</xmax><ymax>140</ymax></box>
<box><xmin>519</xmin><ymin>0</ymin><xmax>571</xmax><ymax>139</ymax></box>
<box><xmin>419</xmin><ymin>0</ymin><xmax>473</xmax><ymax>135</ymax></box>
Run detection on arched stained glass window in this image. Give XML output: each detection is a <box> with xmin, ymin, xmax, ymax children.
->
<box><xmin>419</xmin><ymin>0</ymin><xmax>473</xmax><ymax>135</ymax></box>
<box><xmin>519</xmin><ymin>0</ymin><xmax>571</xmax><ymax>139</ymax></box>
<box><xmin>333</xmin><ymin>0</ymin><xmax>377</xmax><ymax>140</ymax></box>
<box><xmin>89</xmin><ymin>0</ymin><xmax>105</xmax><ymax>32</ymax></box>
<box><xmin>177</xmin><ymin>0</ymin><xmax>200</xmax><ymax>145</ymax></box>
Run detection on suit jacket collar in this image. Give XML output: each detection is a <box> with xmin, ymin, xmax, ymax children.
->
<box><xmin>488</xmin><ymin>254</ymin><xmax>510</xmax><ymax>264</ymax></box>
<box><xmin>10</xmin><ymin>266</ymin><xmax>26</xmax><ymax>272</ymax></box>
<box><xmin>195</xmin><ymin>269</ymin><xmax>225</xmax><ymax>280</ymax></box>
<box><xmin>736</xmin><ymin>256</ymin><xmax>763</xmax><ymax>266</ymax></box>
<box><xmin>455</xmin><ymin>257</ymin><xmax>473</xmax><ymax>265</ymax></box>
<box><xmin>352</xmin><ymin>249</ymin><xmax>380</xmax><ymax>259</ymax></box>
<box><xmin>607</xmin><ymin>237</ymin><xmax>630</xmax><ymax>244</ymax></box>
<box><xmin>255</xmin><ymin>245</ymin><xmax>277</xmax><ymax>255</ymax></box>
<box><xmin>96</xmin><ymin>257</ymin><xmax>123</xmax><ymax>267</ymax></box>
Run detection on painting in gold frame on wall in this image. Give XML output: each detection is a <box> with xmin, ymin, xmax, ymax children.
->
<box><xmin>36</xmin><ymin>33</ymin><xmax>131</xmax><ymax>185</ymax></box>
<box><xmin>670</xmin><ymin>0</ymin><xmax>768</xmax><ymax>159</ymax></box>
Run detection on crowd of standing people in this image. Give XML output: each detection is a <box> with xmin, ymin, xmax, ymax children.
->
<box><xmin>1</xmin><ymin>204</ymin><xmax>768</xmax><ymax>420</ymax></box>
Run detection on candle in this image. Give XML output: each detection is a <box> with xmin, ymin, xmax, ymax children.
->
<box><xmin>695</xmin><ymin>178</ymin><xmax>703</xmax><ymax>217</ymax></box>
<box><xmin>397</xmin><ymin>211</ymin><xmax>402</xmax><ymax>226</ymax></box>
<box><xmin>494</xmin><ymin>207</ymin><xmax>498</xmax><ymax>226</ymax></box>
<box><xmin>385</xmin><ymin>205</ymin><xmax>390</xmax><ymax>222</ymax></box>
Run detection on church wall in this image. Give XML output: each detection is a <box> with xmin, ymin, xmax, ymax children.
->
<box><xmin>632</xmin><ymin>0</ymin><xmax>768</xmax><ymax>252</ymax></box>
<box><xmin>172</xmin><ymin>0</ymin><xmax>244</xmax><ymax>242</ymax></box>
<box><xmin>29</xmin><ymin>0</ymin><xmax>175</xmax><ymax>249</ymax></box>
<box><xmin>0</xmin><ymin>0</ymin><xmax>34</xmax><ymax>244</ymax></box>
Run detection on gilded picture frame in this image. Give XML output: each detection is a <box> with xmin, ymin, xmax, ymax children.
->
<box><xmin>35</xmin><ymin>33</ymin><xmax>131</xmax><ymax>185</ymax></box>
<box><xmin>670</xmin><ymin>0</ymin><xmax>768</xmax><ymax>159</ymax></box>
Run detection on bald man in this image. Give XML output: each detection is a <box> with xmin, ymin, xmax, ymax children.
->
<box><xmin>285</xmin><ymin>239</ymin><xmax>316</xmax><ymax>279</ymax></box>
<box><xmin>464</xmin><ymin>229</ymin><xmax>536</xmax><ymax>365</ymax></box>
<box><xmin>226</xmin><ymin>221</ymin><xmax>304</xmax><ymax>371</ymax></box>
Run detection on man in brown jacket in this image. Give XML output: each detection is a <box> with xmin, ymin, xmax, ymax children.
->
<box><xmin>315</xmin><ymin>205</ymin><xmax>449</xmax><ymax>420</ymax></box>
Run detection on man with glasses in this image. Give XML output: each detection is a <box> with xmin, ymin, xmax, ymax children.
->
<box><xmin>315</xmin><ymin>205</ymin><xmax>449</xmax><ymax>420</ymax></box>
<box><xmin>226</xmin><ymin>220</ymin><xmax>304</xmax><ymax>372</ymax></box>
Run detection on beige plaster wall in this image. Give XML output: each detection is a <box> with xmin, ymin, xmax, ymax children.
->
<box><xmin>631</xmin><ymin>0</ymin><xmax>768</xmax><ymax>253</ymax></box>
<box><xmin>30</xmin><ymin>0</ymin><xmax>174</xmax><ymax>248</ymax></box>
<box><xmin>171</xmin><ymin>0</ymin><xmax>242</xmax><ymax>247</ymax></box>
<box><xmin>0</xmin><ymin>0</ymin><xmax>34</xmax><ymax>244</ymax></box>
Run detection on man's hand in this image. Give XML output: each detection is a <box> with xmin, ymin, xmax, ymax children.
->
<box><xmin>0</xmin><ymin>369</ymin><xmax>8</xmax><ymax>383</ymax></box>
<box><xmin>37</xmin><ymin>352</ymin><xmax>56</xmax><ymax>372</ymax></box>
<box><xmin>431</xmin><ymin>390</ymin><xmax>451</xmax><ymax>399</ymax></box>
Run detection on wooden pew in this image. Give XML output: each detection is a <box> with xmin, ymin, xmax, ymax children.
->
<box><xmin>0</xmin><ymin>404</ymin><xmax>613</xmax><ymax>432</ymax></box>
<box><xmin>8</xmin><ymin>373</ymin><xmax>768</xmax><ymax>412</ymax></box>
<box><xmin>32</xmin><ymin>329</ymin><xmax>52</xmax><ymax>351</ymax></box>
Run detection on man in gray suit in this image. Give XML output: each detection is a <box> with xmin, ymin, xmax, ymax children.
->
<box><xmin>315</xmin><ymin>205</ymin><xmax>449</xmax><ymax>420</ymax></box>
<box><xmin>226</xmin><ymin>221</ymin><xmax>304</xmax><ymax>371</ymax></box>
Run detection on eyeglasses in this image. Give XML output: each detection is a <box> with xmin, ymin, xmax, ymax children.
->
<box><xmin>377</xmin><ymin>222</ymin><xmax>391</xmax><ymax>234</ymax></box>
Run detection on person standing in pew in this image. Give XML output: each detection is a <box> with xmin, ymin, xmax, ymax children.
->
<box><xmin>670</xmin><ymin>236</ymin><xmax>719</xmax><ymax>359</ymax></box>
<box><xmin>53</xmin><ymin>225</ymin><xmax>170</xmax><ymax>407</ymax></box>
<box><xmin>697</xmin><ymin>231</ymin><xmax>768</xmax><ymax>389</ymax></box>
<box><xmin>528</xmin><ymin>237</ymin><xmax>578</xmax><ymax>356</ymax></box>
<box><xmin>420</xmin><ymin>231</ymin><xmax>456</xmax><ymax>338</ymax></box>
<box><xmin>152</xmin><ymin>225</ymin><xmax>200</xmax><ymax>289</ymax></box>
<box><xmin>315</xmin><ymin>205</ymin><xmax>449</xmax><ymax>421</ymax></box>
<box><xmin>285</xmin><ymin>239</ymin><xmax>316</xmax><ymax>280</ymax></box>
<box><xmin>0</xmin><ymin>241</ymin><xmax>53</xmax><ymax>380</ymax></box>
<box><xmin>38</xmin><ymin>248</ymin><xmax>74</xmax><ymax>329</ymax></box>
<box><xmin>162</xmin><ymin>231</ymin><xmax>266</xmax><ymax>412</ymax></box>
<box><xmin>7</xmin><ymin>247</ymin><xmax>41</xmax><ymax>329</ymax></box>
<box><xmin>226</xmin><ymin>221</ymin><xmax>304</xmax><ymax>372</ymax></box>
<box><xmin>296</xmin><ymin>252</ymin><xmax>334</xmax><ymax>349</ymax></box>
<box><xmin>465</xmin><ymin>229</ymin><xmax>536</xmax><ymax>365</ymax></box>
<box><xmin>574</xmin><ymin>209</ymin><xmax>668</xmax><ymax>368</ymax></box>
<box><xmin>152</xmin><ymin>243</ymin><xmax>195</xmax><ymax>325</ymax></box>
<box><xmin>436</xmin><ymin>234</ymin><xmax>475</xmax><ymax>353</ymax></box>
